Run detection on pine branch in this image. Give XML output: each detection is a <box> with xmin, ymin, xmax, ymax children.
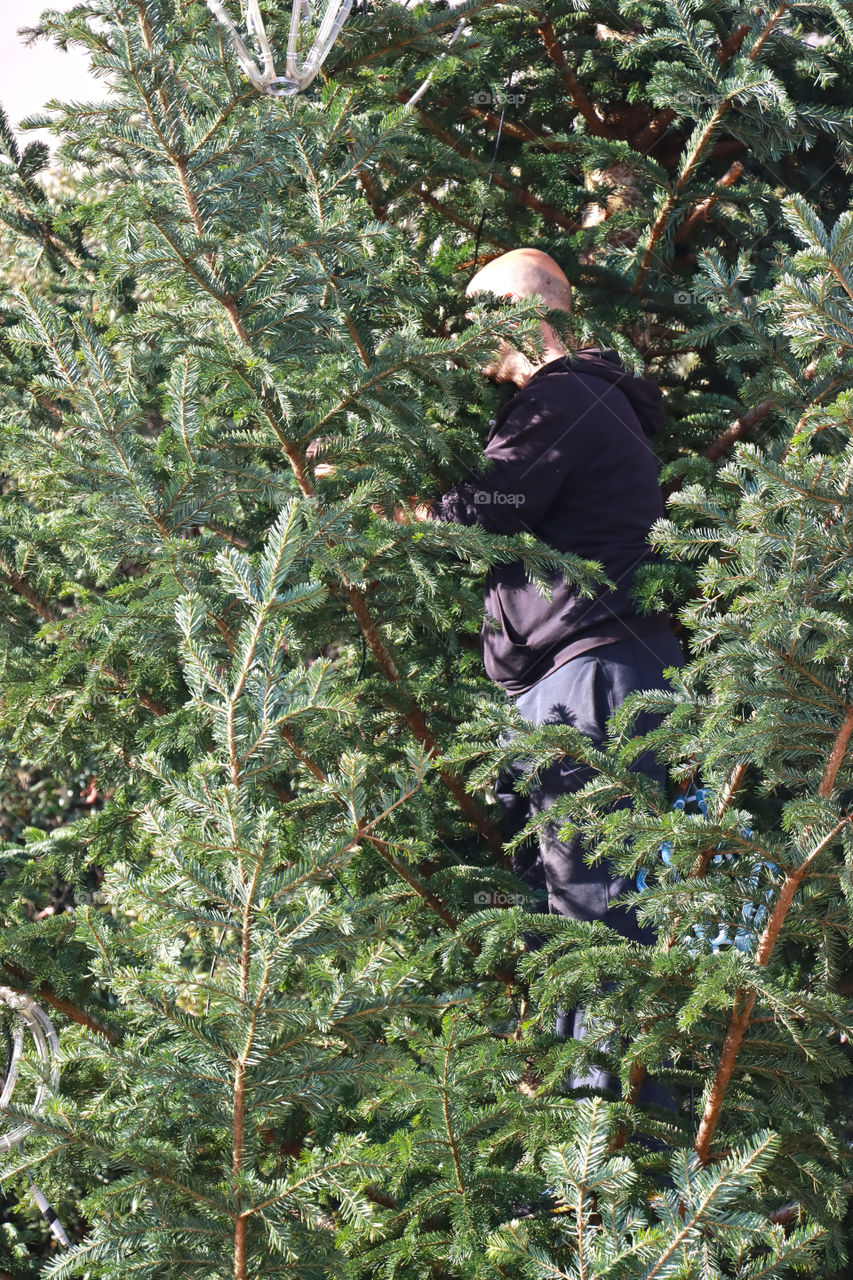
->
<box><xmin>0</xmin><ymin>556</ymin><xmax>57</xmax><ymax>624</ymax></box>
<box><xmin>343</xmin><ymin>582</ymin><xmax>505</xmax><ymax>855</ymax></box>
<box><xmin>693</xmin><ymin>706</ymin><xmax>853</xmax><ymax>1162</ymax></box>
<box><xmin>1</xmin><ymin>961</ymin><xmax>118</xmax><ymax>1043</ymax></box>
<box><xmin>202</xmin><ymin>520</ymin><xmax>249</xmax><ymax>549</ymax></box>
<box><xmin>403</xmin><ymin>176</ymin><xmax>514</xmax><ymax>250</ymax></box>
<box><xmin>633</xmin><ymin>97</ymin><xmax>733</xmax><ymax>293</ymax></box>
<box><xmin>536</xmin><ymin>17</ymin><xmax>613</xmax><ymax>137</ymax></box>
<box><xmin>356</xmin><ymin>166</ymin><xmax>388</xmax><ymax>222</ymax></box>
<box><xmin>717</xmin><ymin>23</ymin><xmax>752</xmax><ymax>64</ymax></box>
<box><xmin>634</xmin><ymin>2</ymin><xmax>790</xmax><ymax>292</ymax></box>
<box><xmin>0</xmin><ymin>556</ymin><xmax>167</xmax><ymax>716</ymax></box>
<box><xmin>676</xmin><ymin>161</ymin><xmax>745</xmax><ymax>243</ymax></box>
<box><xmin>278</xmin><ymin>725</ymin><xmax>515</xmax><ymax>984</ymax></box>
<box><xmin>414</xmin><ymin>108</ymin><xmax>582</xmax><ymax>232</ymax></box>
<box><xmin>615</xmin><ymin>764</ymin><xmax>751</xmax><ymax>1137</ymax></box>
<box><xmin>748</xmin><ymin>1</ymin><xmax>789</xmax><ymax>62</ymax></box>
<box><xmin>702</xmin><ymin>398</ymin><xmax>776</xmax><ymax>462</ymax></box>
<box><xmin>231</xmin><ymin>845</ymin><xmax>263</xmax><ymax>1280</ymax></box>
<box><xmin>464</xmin><ymin>101</ymin><xmax>567</xmax><ymax>149</ymax></box>
<box><xmin>690</xmin><ymin>761</ymin><xmax>750</xmax><ymax>880</ymax></box>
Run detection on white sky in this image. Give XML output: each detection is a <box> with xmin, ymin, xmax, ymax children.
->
<box><xmin>0</xmin><ymin>0</ymin><xmax>103</xmax><ymax>147</ymax></box>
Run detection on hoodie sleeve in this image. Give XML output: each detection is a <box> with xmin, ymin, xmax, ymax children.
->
<box><xmin>429</xmin><ymin>388</ymin><xmax>575</xmax><ymax>534</ymax></box>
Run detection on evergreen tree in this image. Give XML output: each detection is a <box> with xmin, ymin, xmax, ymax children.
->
<box><xmin>0</xmin><ymin>1</ymin><xmax>853</xmax><ymax>1277</ymax></box>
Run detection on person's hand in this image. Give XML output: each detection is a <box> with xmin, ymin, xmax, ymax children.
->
<box><xmin>306</xmin><ymin>461</ymin><xmax>430</xmax><ymax>523</ymax></box>
<box><xmin>367</xmin><ymin>497</ymin><xmax>432</xmax><ymax>522</ymax></box>
<box><xmin>391</xmin><ymin>497</ymin><xmax>432</xmax><ymax>523</ymax></box>
<box><xmin>409</xmin><ymin>500</ymin><xmax>433</xmax><ymax>522</ymax></box>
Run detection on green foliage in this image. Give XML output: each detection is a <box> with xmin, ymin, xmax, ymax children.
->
<box><xmin>0</xmin><ymin>0</ymin><xmax>852</xmax><ymax>1277</ymax></box>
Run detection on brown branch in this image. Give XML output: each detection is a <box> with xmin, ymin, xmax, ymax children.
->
<box><xmin>407</xmin><ymin>180</ymin><xmax>514</xmax><ymax>250</ymax></box>
<box><xmin>616</xmin><ymin>762</ymin><xmax>746</xmax><ymax>1152</ymax></box>
<box><xmin>747</xmin><ymin>2</ymin><xmax>788</xmax><ymax>62</ymax></box>
<box><xmin>633</xmin><ymin>96</ymin><xmax>731</xmax><ymax>292</ymax></box>
<box><xmin>610</xmin><ymin>1058</ymin><xmax>649</xmax><ymax>1150</ymax></box>
<box><xmin>331</xmin><ymin>4</ymin><xmax>495</xmax><ymax>74</ymax></box>
<box><xmin>717</xmin><ymin>23</ymin><xmax>751</xmax><ymax>63</ymax></box>
<box><xmin>817</xmin><ymin>708</ymin><xmax>853</xmax><ymax>800</ymax></box>
<box><xmin>675</xmin><ymin>161</ymin><xmax>745</xmax><ymax>243</ymax></box>
<box><xmin>232</xmin><ymin>891</ymin><xmax>253</xmax><ymax>1279</ymax></box>
<box><xmin>1</xmin><ymin>962</ymin><xmax>117</xmax><ymax>1043</ymax></box>
<box><xmin>203</xmin><ymin>520</ymin><xmax>249</xmax><ymax>549</ymax></box>
<box><xmin>691</xmin><ymin>762</ymin><xmax>749</xmax><ymax>879</ymax></box>
<box><xmin>693</xmin><ymin>707</ymin><xmax>853</xmax><ymax>1163</ymax></box>
<box><xmin>362</xmin><ymin>1182</ymin><xmax>447</xmax><ymax>1231</ymax></box>
<box><xmin>661</xmin><ymin>762</ymin><xmax>751</xmax><ymax>961</ymax></box>
<box><xmin>0</xmin><ymin>559</ymin><xmax>167</xmax><ymax>716</ymax></box>
<box><xmin>627</xmin><ymin>7</ymin><xmax>778</xmax><ymax>293</ymax></box>
<box><xmin>693</xmin><ymin>986</ymin><xmax>757</xmax><ymax>1162</ymax></box>
<box><xmin>463</xmin><ymin>104</ymin><xmax>550</xmax><ymax>146</ymax></box>
<box><xmin>536</xmin><ymin>18</ymin><xmax>612</xmax><ymax>137</ymax></box>
<box><xmin>0</xmin><ymin>557</ymin><xmax>59</xmax><ymax>624</ymax></box>
<box><xmin>213</xmin><ymin>615</ymin><xmax>238</xmax><ymax>654</ymax></box>
<box><xmin>343</xmin><ymin>584</ymin><xmax>505</xmax><ymax>856</ymax></box>
<box><xmin>413</xmin><ymin>111</ymin><xmax>581</xmax><ymax>232</ymax></box>
<box><xmin>633</xmin><ymin>4</ymin><xmax>785</xmax><ymax>292</ymax></box>
<box><xmin>703</xmin><ymin>398</ymin><xmax>776</xmax><ymax>463</ymax></box>
<box><xmin>488</xmin><ymin>176</ymin><xmax>580</xmax><ymax>233</ymax></box>
<box><xmin>279</xmin><ymin>726</ymin><xmax>327</xmax><ymax>784</ymax></box>
<box><xmin>278</xmin><ymin>726</ymin><xmax>514</xmax><ymax>983</ymax></box>
<box><xmin>357</xmin><ymin>168</ymin><xmax>387</xmax><ymax>222</ymax></box>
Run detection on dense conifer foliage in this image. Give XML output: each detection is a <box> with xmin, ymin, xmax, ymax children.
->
<box><xmin>0</xmin><ymin>1</ymin><xmax>853</xmax><ymax>1275</ymax></box>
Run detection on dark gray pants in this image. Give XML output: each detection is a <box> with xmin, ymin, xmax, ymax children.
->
<box><xmin>496</xmin><ymin>630</ymin><xmax>685</xmax><ymax>1096</ymax></box>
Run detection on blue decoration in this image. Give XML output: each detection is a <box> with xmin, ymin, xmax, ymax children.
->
<box><xmin>636</xmin><ymin>781</ymin><xmax>774</xmax><ymax>955</ymax></box>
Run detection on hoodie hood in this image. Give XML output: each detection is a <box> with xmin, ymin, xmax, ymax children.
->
<box><xmin>529</xmin><ymin>348</ymin><xmax>666</xmax><ymax>438</ymax></box>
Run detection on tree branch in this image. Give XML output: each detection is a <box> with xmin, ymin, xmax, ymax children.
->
<box><xmin>0</xmin><ymin>558</ymin><xmax>167</xmax><ymax>717</ymax></box>
<box><xmin>693</xmin><ymin>707</ymin><xmax>853</xmax><ymax>1162</ymax></box>
<box><xmin>413</xmin><ymin>110</ymin><xmax>581</xmax><ymax>232</ymax></box>
<box><xmin>675</xmin><ymin>161</ymin><xmax>745</xmax><ymax>243</ymax></box>
<box><xmin>1</xmin><ymin>961</ymin><xmax>118</xmax><ymax>1043</ymax></box>
<box><xmin>536</xmin><ymin>17</ymin><xmax>612</xmax><ymax>137</ymax></box>
<box><xmin>703</xmin><ymin>398</ymin><xmax>776</xmax><ymax>463</ymax></box>
<box><xmin>278</xmin><ymin>726</ymin><xmax>515</xmax><ymax>984</ymax></box>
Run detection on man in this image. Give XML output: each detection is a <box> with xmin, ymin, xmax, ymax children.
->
<box><xmin>424</xmin><ymin>248</ymin><xmax>684</xmax><ymax>1091</ymax></box>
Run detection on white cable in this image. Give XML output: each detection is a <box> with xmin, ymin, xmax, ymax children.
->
<box><xmin>20</xmin><ymin>1143</ymin><xmax>70</xmax><ymax>1248</ymax></box>
<box><xmin>0</xmin><ymin>988</ymin><xmax>68</xmax><ymax>1247</ymax></box>
<box><xmin>207</xmin><ymin>0</ymin><xmax>354</xmax><ymax>95</ymax></box>
<box><xmin>206</xmin><ymin>0</ymin><xmax>466</xmax><ymax>100</ymax></box>
<box><xmin>0</xmin><ymin>987</ymin><xmax>60</xmax><ymax>1152</ymax></box>
<box><xmin>206</xmin><ymin>0</ymin><xmax>274</xmax><ymax>91</ymax></box>
<box><xmin>404</xmin><ymin>14</ymin><xmax>467</xmax><ymax>108</ymax></box>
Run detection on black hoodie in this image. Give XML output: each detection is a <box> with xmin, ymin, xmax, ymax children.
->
<box><xmin>429</xmin><ymin>348</ymin><xmax>673</xmax><ymax>695</ymax></box>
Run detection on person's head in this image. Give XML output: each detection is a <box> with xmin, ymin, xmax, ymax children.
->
<box><xmin>466</xmin><ymin>248</ymin><xmax>574</xmax><ymax>387</ymax></box>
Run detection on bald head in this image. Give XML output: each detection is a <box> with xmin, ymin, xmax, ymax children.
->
<box><xmin>466</xmin><ymin>248</ymin><xmax>572</xmax><ymax>314</ymax></box>
<box><xmin>466</xmin><ymin>248</ymin><xmax>573</xmax><ymax>387</ymax></box>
